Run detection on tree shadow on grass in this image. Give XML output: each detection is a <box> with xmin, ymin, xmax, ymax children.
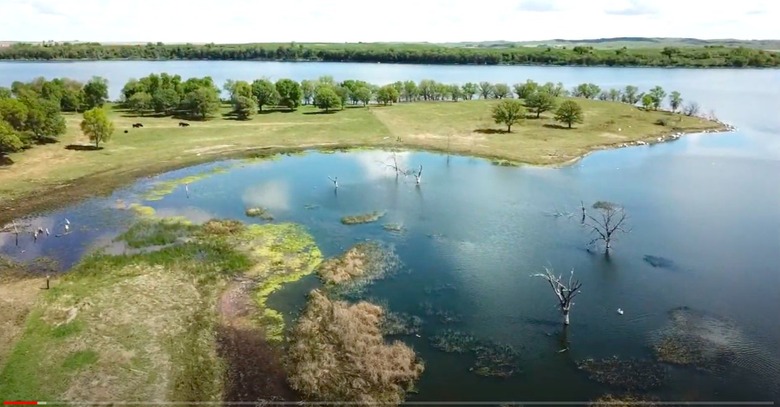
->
<box><xmin>119</xmin><ymin>112</ymin><xmax>168</xmax><ymax>118</ymax></box>
<box><xmin>34</xmin><ymin>137</ymin><xmax>59</xmax><ymax>145</ymax></box>
<box><xmin>0</xmin><ymin>156</ymin><xmax>14</xmax><ymax>166</ymax></box>
<box><xmin>65</xmin><ymin>144</ymin><xmax>103</xmax><ymax>151</ymax></box>
<box><xmin>345</xmin><ymin>105</ymin><xmax>367</xmax><ymax>109</ymax></box>
<box><xmin>303</xmin><ymin>110</ymin><xmax>339</xmax><ymax>115</ymax></box>
<box><xmin>474</xmin><ymin>128</ymin><xmax>508</xmax><ymax>134</ymax></box>
<box><xmin>543</xmin><ymin>123</ymin><xmax>573</xmax><ymax>130</ymax></box>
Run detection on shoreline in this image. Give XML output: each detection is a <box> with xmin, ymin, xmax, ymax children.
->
<box><xmin>1</xmin><ymin>59</ymin><xmax>778</xmax><ymax>70</ymax></box>
<box><xmin>0</xmin><ymin>121</ymin><xmax>732</xmax><ymax>226</ymax></box>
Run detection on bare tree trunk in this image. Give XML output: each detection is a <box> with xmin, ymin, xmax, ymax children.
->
<box><xmin>563</xmin><ymin>309</ymin><xmax>570</xmax><ymax>325</ymax></box>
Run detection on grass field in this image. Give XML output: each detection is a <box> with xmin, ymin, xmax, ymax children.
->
<box><xmin>0</xmin><ymin>98</ymin><xmax>724</xmax><ymax>225</ymax></box>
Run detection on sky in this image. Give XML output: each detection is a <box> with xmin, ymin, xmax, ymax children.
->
<box><xmin>1</xmin><ymin>0</ymin><xmax>778</xmax><ymax>43</ymax></box>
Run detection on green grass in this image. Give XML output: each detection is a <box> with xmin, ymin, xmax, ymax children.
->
<box><xmin>0</xmin><ymin>218</ymin><xmax>322</xmax><ymax>401</ymax></box>
<box><xmin>341</xmin><ymin>211</ymin><xmax>386</xmax><ymax>225</ymax></box>
<box><xmin>0</xmin><ymin>99</ymin><xmax>724</xmax><ymax>225</ymax></box>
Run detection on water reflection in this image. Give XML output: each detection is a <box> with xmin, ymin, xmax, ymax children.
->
<box><xmin>241</xmin><ymin>180</ymin><xmax>291</xmax><ymax>212</ymax></box>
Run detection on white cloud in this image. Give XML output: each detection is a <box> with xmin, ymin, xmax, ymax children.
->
<box><xmin>242</xmin><ymin>180</ymin><xmax>290</xmax><ymax>211</ymax></box>
<box><xmin>0</xmin><ymin>0</ymin><xmax>777</xmax><ymax>42</ymax></box>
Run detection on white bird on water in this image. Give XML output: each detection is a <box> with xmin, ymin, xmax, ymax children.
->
<box><xmin>617</xmin><ymin>308</ymin><xmax>624</xmax><ymax>315</ymax></box>
<box><xmin>414</xmin><ymin>165</ymin><xmax>422</xmax><ymax>185</ymax></box>
<box><xmin>328</xmin><ymin>176</ymin><xmax>338</xmax><ymax>189</ymax></box>
<box><xmin>64</xmin><ymin>218</ymin><xmax>70</xmax><ymax>232</ymax></box>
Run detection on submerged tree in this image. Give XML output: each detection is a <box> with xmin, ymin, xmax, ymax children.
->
<box><xmin>584</xmin><ymin>201</ymin><xmax>629</xmax><ymax>255</ymax></box>
<box><xmin>532</xmin><ymin>268</ymin><xmax>583</xmax><ymax>326</ymax></box>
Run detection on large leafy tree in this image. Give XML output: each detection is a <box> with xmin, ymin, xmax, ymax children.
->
<box><xmin>275</xmin><ymin>79</ymin><xmax>302</xmax><ymax>110</ymax></box>
<box><xmin>622</xmin><ymin>85</ymin><xmax>641</xmax><ymax>105</ymax></box>
<box><xmin>573</xmin><ymin>83</ymin><xmax>601</xmax><ymax>99</ymax></box>
<box><xmin>478</xmin><ymin>82</ymin><xmax>494</xmax><ymax>99</ymax></box>
<box><xmin>0</xmin><ymin>120</ymin><xmax>24</xmax><ymax>155</ymax></box>
<box><xmin>525</xmin><ymin>92</ymin><xmax>557</xmax><ymax>118</ymax></box>
<box><xmin>313</xmin><ymin>86</ymin><xmax>342</xmax><ymax>112</ymax></box>
<box><xmin>252</xmin><ymin>79</ymin><xmax>280</xmax><ymax>111</ymax></box>
<box><xmin>493</xmin><ymin>83</ymin><xmax>511</xmax><ymax>99</ymax></box>
<box><xmin>83</xmin><ymin>76</ymin><xmax>109</xmax><ymax>109</ymax></box>
<box><xmin>127</xmin><ymin>92</ymin><xmax>152</xmax><ymax>116</ymax></box>
<box><xmin>354</xmin><ymin>86</ymin><xmax>373</xmax><ymax>106</ymax></box>
<box><xmin>461</xmin><ymin>82</ymin><xmax>478</xmax><ymax>100</ymax></box>
<box><xmin>22</xmin><ymin>97</ymin><xmax>66</xmax><ymax>141</ymax></box>
<box><xmin>0</xmin><ymin>98</ymin><xmax>29</xmax><ymax>131</ymax></box>
<box><xmin>491</xmin><ymin>99</ymin><xmax>525</xmax><ymax>132</ymax></box>
<box><xmin>376</xmin><ymin>85</ymin><xmax>399</xmax><ymax>106</ymax></box>
<box><xmin>554</xmin><ymin>100</ymin><xmax>585</xmax><ymax>128</ymax></box>
<box><xmin>183</xmin><ymin>87</ymin><xmax>220</xmax><ymax>119</ymax></box>
<box><xmin>80</xmin><ymin>107</ymin><xmax>115</xmax><ymax>148</ymax></box>
<box><xmin>152</xmin><ymin>88</ymin><xmax>180</xmax><ymax>115</ymax></box>
<box><xmin>300</xmin><ymin>80</ymin><xmax>315</xmax><ymax>105</ymax></box>
<box><xmin>0</xmin><ymin>87</ymin><xmax>12</xmax><ymax>99</ymax></box>
<box><xmin>513</xmin><ymin>80</ymin><xmax>539</xmax><ymax>99</ymax></box>
<box><xmin>649</xmin><ymin>86</ymin><xmax>667</xmax><ymax>110</ymax></box>
<box><xmin>232</xmin><ymin>95</ymin><xmax>258</xmax><ymax>120</ymax></box>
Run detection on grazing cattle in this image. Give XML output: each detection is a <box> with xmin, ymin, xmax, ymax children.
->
<box><xmin>178</xmin><ymin>122</ymin><xmax>190</xmax><ymax>127</ymax></box>
<box><xmin>124</xmin><ymin>130</ymin><xmax>128</xmax><ymax>133</ymax></box>
<box><xmin>132</xmin><ymin>123</ymin><xmax>143</xmax><ymax>128</ymax></box>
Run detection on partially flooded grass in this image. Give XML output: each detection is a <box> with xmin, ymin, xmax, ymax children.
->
<box><xmin>287</xmin><ymin>289</ymin><xmax>424</xmax><ymax>404</ymax></box>
<box><xmin>142</xmin><ymin>166</ymin><xmax>228</xmax><ymax>201</ymax></box>
<box><xmin>429</xmin><ymin>329</ymin><xmax>521</xmax><ymax>378</ymax></box>
<box><xmin>589</xmin><ymin>394</ymin><xmax>658</xmax><ymax>407</ymax></box>
<box><xmin>115</xmin><ymin>218</ymin><xmax>196</xmax><ymax>248</ymax></box>
<box><xmin>0</xmin><ymin>217</ymin><xmax>321</xmax><ymax>401</ymax></box>
<box><xmin>577</xmin><ymin>356</ymin><xmax>668</xmax><ymax>391</ymax></box>
<box><xmin>316</xmin><ymin>242</ymin><xmax>401</xmax><ymax>297</ymax></box>
<box><xmin>245</xmin><ymin>207</ymin><xmax>274</xmax><ymax>221</ymax></box>
<box><xmin>341</xmin><ymin>210</ymin><xmax>386</xmax><ymax>225</ymax></box>
<box><xmin>381</xmin><ymin>311</ymin><xmax>423</xmax><ymax>336</ymax></box>
<box><xmin>382</xmin><ymin>223</ymin><xmax>404</xmax><ymax>232</ymax></box>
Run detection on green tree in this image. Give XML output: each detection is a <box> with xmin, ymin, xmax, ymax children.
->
<box><xmin>661</xmin><ymin>47</ymin><xmax>680</xmax><ymax>61</ymax></box>
<box><xmin>554</xmin><ymin>100</ymin><xmax>584</xmax><ymax>129</ymax></box>
<box><xmin>22</xmin><ymin>97</ymin><xmax>66</xmax><ymax>141</ymax></box>
<box><xmin>376</xmin><ymin>85</ymin><xmax>399</xmax><ymax>105</ymax></box>
<box><xmin>313</xmin><ymin>86</ymin><xmax>342</xmax><ymax>112</ymax></box>
<box><xmin>251</xmin><ymin>79</ymin><xmax>280</xmax><ymax>112</ymax></box>
<box><xmin>608</xmin><ymin>88</ymin><xmax>622</xmax><ymax>102</ymax></box>
<box><xmin>83</xmin><ymin>76</ymin><xmax>109</xmax><ymax>109</ymax></box>
<box><xmin>152</xmin><ymin>88</ymin><xmax>180</xmax><ymax>115</ymax></box>
<box><xmin>334</xmin><ymin>86</ymin><xmax>349</xmax><ymax>109</ymax></box>
<box><xmin>513</xmin><ymin>80</ymin><xmax>539</xmax><ymax>99</ymax></box>
<box><xmin>493</xmin><ymin>83</ymin><xmax>511</xmax><ymax>99</ymax></box>
<box><xmin>226</xmin><ymin>80</ymin><xmax>252</xmax><ymax>100</ymax></box>
<box><xmin>669</xmin><ymin>91</ymin><xmax>683</xmax><ymax>112</ymax></box>
<box><xmin>60</xmin><ymin>87</ymin><xmax>85</xmax><ymax>112</ymax></box>
<box><xmin>183</xmin><ymin>87</ymin><xmax>220</xmax><ymax>119</ymax></box>
<box><xmin>80</xmin><ymin>107</ymin><xmax>115</xmax><ymax>148</ymax></box>
<box><xmin>461</xmin><ymin>82</ymin><xmax>478</xmax><ymax>100</ymax></box>
<box><xmin>478</xmin><ymin>82</ymin><xmax>494</xmax><ymax>99</ymax></box>
<box><xmin>449</xmin><ymin>84</ymin><xmax>463</xmax><ymax>102</ymax></box>
<box><xmin>275</xmin><ymin>79</ymin><xmax>302</xmax><ymax>110</ymax></box>
<box><xmin>231</xmin><ymin>95</ymin><xmax>258</xmax><ymax>120</ymax></box>
<box><xmin>0</xmin><ymin>98</ymin><xmax>29</xmax><ymax>131</ymax></box>
<box><xmin>127</xmin><ymin>92</ymin><xmax>152</xmax><ymax>116</ymax></box>
<box><xmin>641</xmin><ymin>94</ymin><xmax>654</xmax><ymax>110</ymax></box>
<box><xmin>0</xmin><ymin>120</ymin><xmax>24</xmax><ymax>154</ymax></box>
<box><xmin>573</xmin><ymin>83</ymin><xmax>600</xmax><ymax>99</ymax></box>
<box><xmin>491</xmin><ymin>99</ymin><xmax>525</xmax><ymax>132</ymax></box>
<box><xmin>121</xmin><ymin>78</ymin><xmax>145</xmax><ymax>102</ymax></box>
<box><xmin>418</xmin><ymin>80</ymin><xmax>435</xmax><ymax>100</ymax></box>
<box><xmin>354</xmin><ymin>86</ymin><xmax>373</xmax><ymax>106</ymax></box>
<box><xmin>622</xmin><ymin>85</ymin><xmax>641</xmax><ymax>104</ymax></box>
<box><xmin>300</xmin><ymin>80</ymin><xmax>315</xmax><ymax>105</ymax></box>
<box><xmin>525</xmin><ymin>92</ymin><xmax>557</xmax><ymax>118</ymax></box>
<box><xmin>402</xmin><ymin>80</ymin><xmax>418</xmax><ymax>102</ymax></box>
<box><xmin>0</xmin><ymin>87</ymin><xmax>12</xmax><ymax>99</ymax></box>
<box><xmin>649</xmin><ymin>86</ymin><xmax>666</xmax><ymax>110</ymax></box>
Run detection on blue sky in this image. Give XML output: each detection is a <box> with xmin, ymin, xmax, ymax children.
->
<box><xmin>1</xmin><ymin>0</ymin><xmax>777</xmax><ymax>43</ymax></box>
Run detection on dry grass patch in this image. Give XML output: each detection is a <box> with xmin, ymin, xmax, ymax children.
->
<box><xmin>287</xmin><ymin>290</ymin><xmax>424</xmax><ymax>405</ymax></box>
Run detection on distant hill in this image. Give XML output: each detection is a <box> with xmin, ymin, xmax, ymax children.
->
<box><xmin>439</xmin><ymin>37</ymin><xmax>780</xmax><ymax>51</ymax></box>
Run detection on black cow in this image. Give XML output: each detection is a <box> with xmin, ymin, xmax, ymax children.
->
<box><xmin>132</xmin><ymin>123</ymin><xmax>143</xmax><ymax>128</ymax></box>
<box><xmin>124</xmin><ymin>130</ymin><xmax>128</xmax><ymax>133</ymax></box>
<box><xmin>178</xmin><ymin>122</ymin><xmax>190</xmax><ymax>127</ymax></box>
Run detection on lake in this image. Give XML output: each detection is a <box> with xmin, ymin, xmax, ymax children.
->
<box><xmin>1</xmin><ymin>61</ymin><xmax>779</xmax><ymax>403</ymax></box>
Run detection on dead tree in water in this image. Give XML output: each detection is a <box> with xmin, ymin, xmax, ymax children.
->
<box><xmin>414</xmin><ymin>165</ymin><xmax>422</xmax><ymax>185</ymax></box>
<box><xmin>532</xmin><ymin>268</ymin><xmax>582</xmax><ymax>326</ymax></box>
<box><xmin>584</xmin><ymin>201</ymin><xmax>629</xmax><ymax>255</ymax></box>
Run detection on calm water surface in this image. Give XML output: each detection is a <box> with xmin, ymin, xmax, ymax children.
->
<box><xmin>1</xmin><ymin>62</ymin><xmax>779</xmax><ymax>403</ymax></box>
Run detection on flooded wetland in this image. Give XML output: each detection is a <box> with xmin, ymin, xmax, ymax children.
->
<box><xmin>1</xmin><ymin>62</ymin><xmax>779</xmax><ymax>404</ymax></box>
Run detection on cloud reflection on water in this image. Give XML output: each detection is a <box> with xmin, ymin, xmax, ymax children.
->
<box><xmin>241</xmin><ymin>180</ymin><xmax>291</xmax><ymax>211</ymax></box>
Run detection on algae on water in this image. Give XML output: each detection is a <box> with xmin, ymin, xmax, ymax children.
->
<box><xmin>245</xmin><ymin>207</ymin><xmax>274</xmax><ymax>221</ymax></box>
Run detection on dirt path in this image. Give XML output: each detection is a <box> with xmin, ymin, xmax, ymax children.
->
<box><xmin>216</xmin><ymin>278</ymin><xmax>297</xmax><ymax>402</ymax></box>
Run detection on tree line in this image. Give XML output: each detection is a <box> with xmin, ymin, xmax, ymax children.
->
<box><xmin>1</xmin><ymin>42</ymin><xmax>778</xmax><ymax>68</ymax></box>
<box><xmin>1</xmin><ymin>73</ymin><xmax>699</xmax><ymax>156</ymax></box>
